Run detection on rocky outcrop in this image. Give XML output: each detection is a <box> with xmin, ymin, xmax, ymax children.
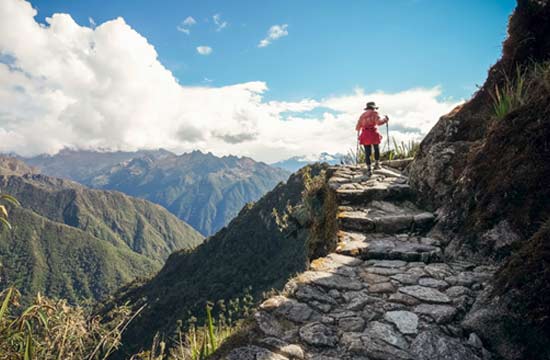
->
<box><xmin>407</xmin><ymin>1</ymin><xmax>550</xmax><ymax>358</ymax></box>
<box><xmin>0</xmin><ymin>155</ymin><xmax>39</xmax><ymax>176</ymax></box>
<box><xmin>216</xmin><ymin>165</ymin><xmax>496</xmax><ymax>360</ymax></box>
<box><xmin>409</xmin><ymin>0</ymin><xmax>550</xmax><ymax>254</ymax></box>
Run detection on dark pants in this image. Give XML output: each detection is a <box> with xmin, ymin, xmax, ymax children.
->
<box><xmin>364</xmin><ymin>144</ymin><xmax>380</xmax><ymax>167</ymax></box>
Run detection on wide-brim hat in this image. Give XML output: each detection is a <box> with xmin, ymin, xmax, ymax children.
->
<box><xmin>364</xmin><ymin>101</ymin><xmax>378</xmax><ymax>110</ymax></box>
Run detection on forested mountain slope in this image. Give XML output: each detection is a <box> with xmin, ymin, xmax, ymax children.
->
<box><xmin>0</xmin><ymin>156</ymin><xmax>203</xmax><ymax>303</ymax></box>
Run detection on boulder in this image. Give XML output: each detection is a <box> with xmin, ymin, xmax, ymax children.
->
<box><xmin>410</xmin><ymin>330</ymin><xmax>481</xmax><ymax>360</ymax></box>
<box><xmin>299</xmin><ymin>322</ymin><xmax>338</xmax><ymax>347</ymax></box>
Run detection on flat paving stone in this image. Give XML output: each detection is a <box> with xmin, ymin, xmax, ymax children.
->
<box><xmin>414</xmin><ymin>304</ymin><xmax>457</xmax><ymax>324</ymax></box>
<box><xmin>367</xmin><ymin>259</ymin><xmax>408</xmax><ymax>268</ymax></box>
<box><xmin>384</xmin><ymin>310</ymin><xmax>419</xmax><ymax>334</ymax></box>
<box><xmin>359</xmin><ymin>271</ymin><xmax>391</xmax><ymax>284</ymax></box>
<box><xmin>338</xmin><ymin>316</ymin><xmax>366</xmax><ymax>332</ymax></box>
<box><xmin>324</xmin><ymin>253</ymin><xmax>363</xmax><ymax>267</ymax></box>
<box><xmin>295</xmin><ymin>285</ymin><xmax>337</xmax><ymax>305</ymax></box>
<box><xmin>369</xmin><ymin>282</ymin><xmax>396</xmax><ymax>293</ymax></box>
<box><xmin>399</xmin><ymin>285</ymin><xmax>451</xmax><ymax>304</ymax></box>
<box><xmin>310</xmin><ymin>258</ymin><xmax>356</xmax><ymax>277</ymax></box>
<box><xmin>389</xmin><ymin>292</ymin><xmax>421</xmax><ymax>306</ymax></box>
<box><xmin>391</xmin><ymin>273</ymin><xmax>422</xmax><ymax>285</ymax></box>
<box><xmin>418</xmin><ymin>277</ymin><xmax>449</xmax><ymax>289</ymax></box>
<box><xmin>424</xmin><ymin>263</ymin><xmax>455</xmax><ymax>279</ymax></box>
<box><xmin>299</xmin><ymin>322</ymin><xmax>338</xmax><ymax>347</ymax></box>
<box><xmin>365</xmin><ymin>321</ymin><xmax>409</xmax><ymax>349</ymax></box>
<box><xmin>260</xmin><ymin>296</ymin><xmax>313</xmax><ymax>323</ymax></box>
<box><xmin>297</xmin><ymin>271</ymin><xmax>363</xmax><ymax>291</ymax></box>
<box><xmin>225</xmin><ymin>345</ymin><xmax>289</xmax><ymax>360</ymax></box>
<box><xmin>410</xmin><ymin>330</ymin><xmax>481</xmax><ymax>360</ymax></box>
<box><xmin>259</xmin><ymin>338</ymin><xmax>305</xmax><ymax>360</ymax></box>
<box><xmin>445</xmin><ymin>286</ymin><xmax>471</xmax><ymax>298</ymax></box>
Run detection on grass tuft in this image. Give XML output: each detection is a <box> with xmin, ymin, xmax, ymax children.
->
<box><xmin>341</xmin><ymin>139</ymin><xmax>419</xmax><ymax>165</ymax></box>
<box><xmin>491</xmin><ymin>66</ymin><xmax>529</xmax><ymax>120</ymax></box>
<box><xmin>0</xmin><ymin>287</ymin><xmax>138</xmax><ymax>360</ymax></box>
<box><xmin>130</xmin><ymin>291</ymin><xmax>254</xmax><ymax>359</ymax></box>
<box><xmin>490</xmin><ymin>62</ymin><xmax>550</xmax><ymax>121</ymax></box>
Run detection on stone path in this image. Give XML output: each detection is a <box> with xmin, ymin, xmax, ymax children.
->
<box><xmin>225</xmin><ymin>165</ymin><xmax>496</xmax><ymax>360</ymax></box>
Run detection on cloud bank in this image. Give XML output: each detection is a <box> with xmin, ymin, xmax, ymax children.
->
<box><xmin>0</xmin><ymin>0</ymin><xmax>460</xmax><ymax>162</ymax></box>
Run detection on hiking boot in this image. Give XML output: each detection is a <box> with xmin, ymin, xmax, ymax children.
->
<box><xmin>355</xmin><ymin>167</ymin><xmax>371</xmax><ymax>182</ymax></box>
<box><xmin>373</xmin><ymin>161</ymin><xmax>381</xmax><ymax>170</ymax></box>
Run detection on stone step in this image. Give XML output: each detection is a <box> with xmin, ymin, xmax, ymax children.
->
<box><xmin>336</xmin><ymin>231</ymin><xmax>442</xmax><ymax>263</ymax></box>
<box><xmin>336</xmin><ymin>182</ymin><xmax>415</xmax><ymax>205</ymax></box>
<box><xmin>338</xmin><ymin>202</ymin><xmax>435</xmax><ymax>234</ymax></box>
<box><xmin>329</xmin><ymin>166</ymin><xmax>415</xmax><ymax>205</ymax></box>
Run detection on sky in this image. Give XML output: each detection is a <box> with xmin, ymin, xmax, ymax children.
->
<box><xmin>0</xmin><ymin>0</ymin><xmax>515</xmax><ymax>162</ymax></box>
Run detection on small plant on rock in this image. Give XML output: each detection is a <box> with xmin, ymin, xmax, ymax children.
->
<box><xmin>491</xmin><ymin>65</ymin><xmax>531</xmax><ymax>120</ymax></box>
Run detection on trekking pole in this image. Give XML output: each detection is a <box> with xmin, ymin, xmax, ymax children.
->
<box><xmin>386</xmin><ymin>121</ymin><xmax>390</xmax><ymax>153</ymax></box>
<box><xmin>356</xmin><ymin>131</ymin><xmax>360</xmax><ymax>166</ymax></box>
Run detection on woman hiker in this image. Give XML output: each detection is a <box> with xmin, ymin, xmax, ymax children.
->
<box><xmin>355</xmin><ymin>101</ymin><xmax>389</xmax><ymax>174</ymax></box>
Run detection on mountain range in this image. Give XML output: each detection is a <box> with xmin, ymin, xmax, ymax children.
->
<box><xmin>0</xmin><ymin>156</ymin><xmax>203</xmax><ymax>303</ymax></box>
<box><xmin>270</xmin><ymin>152</ymin><xmax>344</xmax><ymax>172</ymax></box>
<box><xmin>24</xmin><ymin>149</ymin><xmax>290</xmax><ymax>236</ymax></box>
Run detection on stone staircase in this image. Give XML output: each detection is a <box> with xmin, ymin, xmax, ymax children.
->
<box><xmin>224</xmin><ymin>165</ymin><xmax>496</xmax><ymax>360</ymax></box>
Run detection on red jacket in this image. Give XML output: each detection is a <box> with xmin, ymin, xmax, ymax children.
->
<box><xmin>356</xmin><ymin>109</ymin><xmax>388</xmax><ymax>145</ymax></box>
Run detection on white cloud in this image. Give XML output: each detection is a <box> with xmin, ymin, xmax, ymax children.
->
<box><xmin>183</xmin><ymin>16</ymin><xmax>196</xmax><ymax>26</ymax></box>
<box><xmin>88</xmin><ymin>17</ymin><xmax>96</xmax><ymax>27</ymax></box>
<box><xmin>212</xmin><ymin>14</ymin><xmax>227</xmax><ymax>31</ymax></box>
<box><xmin>177</xmin><ymin>16</ymin><xmax>196</xmax><ymax>34</ymax></box>
<box><xmin>196</xmin><ymin>45</ymin><xmax>212</xmax><ymax>55</ymax></box>
<box><xmin>0</xmin><ymin>0</ymin><xmax>460</xmax><ymax>163</ymax></box>
<box><xmin>258</xmin><ymin>24</ymin><xmax>288</xmax><ymax>48</ymax></box>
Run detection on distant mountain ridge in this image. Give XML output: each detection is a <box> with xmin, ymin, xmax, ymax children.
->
<box><xmin>24</xmin><ymin>149</ymin><xmax>290</xmax><ymax>236</ymax></box>
<box><xmin>0</xmin><ymin>156</ymin><xmax>203</xmax><ymax>303</ymax></box>
<box><xmin>271</xmin><ymin>152</ymin><xmax>344</xmax><ymax>172</ymax></box>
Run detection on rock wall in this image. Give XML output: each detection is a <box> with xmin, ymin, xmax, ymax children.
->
<box><xmin>408</xmin><ymin>1</ymin><xmax>550</xmax><ymax>358</ymax></box>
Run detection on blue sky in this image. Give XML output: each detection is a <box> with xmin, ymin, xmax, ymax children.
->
<box><xmin>0</xmin><ymin>0</ymin><xmax>516</xmax><ymax>161</ymax></box>
<box><xmin>30</xmin><ymin>0</ymin><xmax>515</xmax><ymax>101</ymax></box>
